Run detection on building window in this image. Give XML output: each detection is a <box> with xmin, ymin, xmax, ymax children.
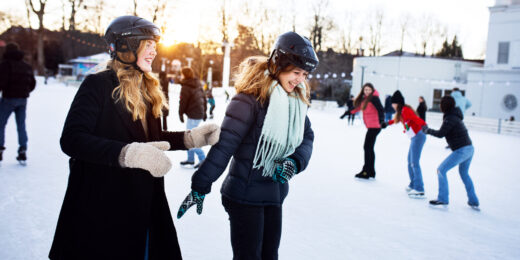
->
<box><xmin>432</xmin><ymin>89</ymin><xmax>465</xmax><ymax>112</ymax></box>
<box><xmin>497</xmin><ymin>42</ymin><xmax>510</xmax><ymax>64</ymax></box>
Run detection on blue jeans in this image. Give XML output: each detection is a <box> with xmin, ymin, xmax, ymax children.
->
<box><xmin>407</xmin><ymin>131</ymin><xmax>426</xmax><ymax>192</ymax></box>
<box><xmin>186</xmin><ymin>118</ymin><xmax>205</xmax><ymax>162</ymax></box>
<box><xmin>0</xmin><ymin>98</ymin><xmax>28</xmax><ymax>148</ymax></box>
<box><xmin>437</xmin><ymin>145</ymin><xmax>479</xmax><ymax>206</ymax></box>
<box><xmin>385</xmin><ymin>112</ymin><xmax>393</xmax><ymax>122</ymax></box>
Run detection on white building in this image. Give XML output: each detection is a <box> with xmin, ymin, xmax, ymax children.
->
<box><xmin>351</xmin><ymin>0</ymin><xmax>520</xmax><ymax>119</ymax></box>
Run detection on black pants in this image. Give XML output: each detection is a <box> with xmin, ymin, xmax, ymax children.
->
<box><xmin>222</xmin><ymin>196</ymin><xmax>282</xmax><ymax>260</ymax></box>
<box><xmin>363</xmin><ymin>128</ymin><xmax>381</xmax><ymax>177</ymax></box>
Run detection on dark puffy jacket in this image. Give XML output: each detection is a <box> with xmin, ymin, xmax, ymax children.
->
<box><xmin>191</xmin><ymin>93</ymin><xmax>314</xmax><ymax>206</ymax></box>
<box><xmin>384</xmin><ymin>96</ymin><xmax>395</xmax><ymax>114</ymax></box>
<box><xmin>426</xmin><ymin>107</ymin><xmax>472</xmax><ymax>151</ymax></box>
<box><xmin>179</xmin><ymin>78</ymin><xmax>206</xmax><ymax>120</ymax></box>
<box><xmin>0</xmin><ymin>49</ymin><xmax>36</xmax><ymax>98</ymax></box>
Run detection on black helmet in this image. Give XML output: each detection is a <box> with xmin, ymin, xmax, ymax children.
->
<box><xmin>104</xmin><ymin>15</ymin><xmax>161</xmax><ymax>59</ymax></box>
<box><xmin>268</xmin><ymin>31</ymin><xmax>319</xmax><ymax>74</ymax></box>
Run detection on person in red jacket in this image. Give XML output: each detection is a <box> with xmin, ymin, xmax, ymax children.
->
<box><xmin>387</xmin><ymin>90</ymin><xmax>427</xmax><ymax>198</ymax></box>
<box><xmin>350</xmin><ymin>83</ymin><xmax>385</xmax><ymax>179</ymax></box>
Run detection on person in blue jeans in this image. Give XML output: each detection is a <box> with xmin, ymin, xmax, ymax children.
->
<box><xmin>0</xmin><ymin>42</ymin><xmax>36</xmax><ymax>163</ymax></box>
<box><xmin>422</xmin><ymin>95</ymin><xmax>479</xmax><ymax>209</ymax></box>
<box><xmin>178</xmin><ymin>66</ymin><xmax>207</xmax><ymax>168</ymax></box>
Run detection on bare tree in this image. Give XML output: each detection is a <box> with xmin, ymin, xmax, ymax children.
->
<box><xmin>219</xmin><ymin>0</ymin><xmax>230</xmax><ymax>42</ymax></box>
<box><xmin>151</xmin><ymin>0</ymin><xmax>167</xmax><ymax>23</ymax></box>
<box><xmin>26</xmin><ymin>0</ymin><xmax>47</xmax><ymax>75</ymax></box>
<box><xmin>68</xmin><ymin>0</ymin><xmax>85</xmax><ymax>31</ymax></box>
<box><xmin>367</xmin><ymin>9</ymin><xmax>384</xmax><ymax>56</ymax></box>
<box><xmin>398</xmin><ymin>13</ymin><xmax>411</xmax><ymax>54</ymax></box>
<box><xmin>308</xmin><ymin>0</ymin><xmax>334</xmax><ymax>52</ymax></box>
<box><xmin>339</xmin><ymin>12</ymin><xmax>355</xmax><ymax>54</ymax></box>
<box><xmin>415</xmin><ymin>14</ymin><xmax>441</xmax><ymax>56</ymax></box>
<box><xmin>133</xmin><ymin>0</ymin><xmax>138</xmax><ymax>16</ymax></box>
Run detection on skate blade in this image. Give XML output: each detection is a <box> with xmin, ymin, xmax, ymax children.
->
<box><xmin>408</xmin><ymin>194</ymin><xmax>426</xmax><ymax>199</ymax></box>
<box><xmin>18</xmin><ymin>160</ymin><xmax>27</xmax><ymax>166</ymax></box>
<box><xmin>429</xmin><ymin>204</ymin><xmax>448</xmax><ymax>210</ymax></box>
<box><xmin>469</xmin><ymin>206</ymin><xmax>481</xmax><ymax>212</ymax></box>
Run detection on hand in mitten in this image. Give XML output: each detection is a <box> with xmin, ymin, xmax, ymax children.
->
<box><xmin>177</xmin><ymin>190</ymin><xmax>206</xmax><ymax>219</ymax></box>
<box><xmin>179</xmin><ymin>114</ymin><xmax>184</xmax><ymax>123</ymax></box>
<box><xmin>118</xmin><ymin>141</ymin><xmax>172</xmax><ymax>177</ymax></box>
<box><xmin>272</xmin><ymin>158</ymin><xmax>298</xmax><ymax>184</ymax></box>
<box><xmin>380</xmin><ymin>122</ymin><xmax>388</xmax><ymax>129</ymax></box>
<box><xmin>203</xmin><ymin>113</ymin><xmax>207</xmax><ymax>121</ymax></box>
<box><xmin>421</xmin><ymin>125</ymin><xmax>430</xmax><ymax>134</ymax></box>
<box><xmin>184</xmin><ymin>123</ymin><xmax>221</xmax><ymax>149</ymax></box>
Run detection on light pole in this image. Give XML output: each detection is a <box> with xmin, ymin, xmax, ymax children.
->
<box><xmin>222</xmin><ymin>40</ymin><xmax>233</xmax><ymax>88</ymax></box>
<box><xmin>207</xmin><ymin>60</ymin><xmax>213</xmax><ymax>89</ymax></box>
<box><xmin>360</xmin><ymin>65</ymin><xmax>367</xmax><ymax>88</ymax></box>
<box><xmin>185</xmin><ymin>57</ymin><xmax>193</xmax><ymax>67</ymax></box>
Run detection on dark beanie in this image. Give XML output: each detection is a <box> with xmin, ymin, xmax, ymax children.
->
<box><xmin>391</xmin><ymin>90</ymin><xmax>405</xmax><ymax>105</ymax></box>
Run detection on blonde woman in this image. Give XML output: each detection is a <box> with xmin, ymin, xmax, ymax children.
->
<box><xmin>49</xmin><ymin>16</ymin><xmax>219</xmax><ymax>260</ymax></box>
<box><xmin>177</xmin><ymin>32</ymin><xmax>318</xmax><ymax>259</ymax></box>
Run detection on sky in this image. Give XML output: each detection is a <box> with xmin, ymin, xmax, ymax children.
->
<box><xmin>1</xmin><ymin>0</ymin><xmax>496</xmax><ymax>59</ymax></box>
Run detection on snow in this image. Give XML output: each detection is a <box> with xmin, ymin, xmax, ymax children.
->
<box><xmin>1</xmin><ymin>77</ymin><xmax>519</xmax><ymax>260</ymax></box>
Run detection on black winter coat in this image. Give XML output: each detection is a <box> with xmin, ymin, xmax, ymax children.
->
<box><xmin>417</xmin><ymin>101</ymin><xmax>427</xmax><ymax>121</ymax></box>
<box><xmin>179</xmin><ymin>78</ymin><xmax>206</xmax><ymax>120</ymax></box>
<box><xmin>191</xmin><ymin>93</ymin><xmax>314</xmax><ymax>206</ymax></box>
<box><xmin>49</xmin><ymin>70</ymin><xmax>186</xmax><ymax>260</ymax></box>
<box><xmin>426</xmin><ymin>107</ymin><xmax>472</xmax><ymax>151</ymax></box>
<box><xmin>0</xmin><ymin>49</ymin><xmax>35</xmax><ymax>98</ymax></box>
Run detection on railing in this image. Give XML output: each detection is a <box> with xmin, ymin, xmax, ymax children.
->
<box><xmin>426</xmin><ymin>112</ymin><xmax>520</xmax><ymax>136</ymax></box>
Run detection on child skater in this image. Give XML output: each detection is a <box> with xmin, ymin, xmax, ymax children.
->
<box><xmin>387</xmin><ymin>90</ymin><xmax>427</xmax><ymax>198</ymax></box>
<box><xmin>350</xmin><ymin>83</ymin><xmax>385</xmax><ymax>179</ymax></box>
<box><xmin>422</xmin><ymin>95</ymin><xmax>479</xmax><ymax>210</ymax></box>
<box><xmin>176</xmin><ymin>31</ymin><xmax>318</xmax><ymax>259</ymax></box>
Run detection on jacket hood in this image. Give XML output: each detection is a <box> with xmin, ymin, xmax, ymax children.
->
<box><xmin>451</xmin><ymin>91</ymin><xmax>463</xmax><ymax>99</ymax></box>
<box><xmin>444</xmin><ymin>106</ymin><xmax>464</xmax><ymax>120</ymax></box>
<box><xmin>3</xmin><ymin>49</ymin><xmax>25</xmax><ymax>61</ymax></box>
<box><xmin>364</xmin><ymin>89</ymin><xmax>379</xmax><ymax>98</ymax></box>
<box><xmin>181</xmin><ymin>78</ymin><xmax>201</xmax><ymax>89</ymax></box>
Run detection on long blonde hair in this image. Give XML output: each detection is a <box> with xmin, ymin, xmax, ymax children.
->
<box><xmin>233</xmin><ymin>56</ymin><xmax>310</xmax><ymax>105</ymax></box>
<box><xmin>108</xmin><ymin>41</ymin><xmax>167</xmax><ymax>121</ymax></box>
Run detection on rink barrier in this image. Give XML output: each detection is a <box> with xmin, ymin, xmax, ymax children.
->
<box><xmin>426</xmin><ymin>112</ymin><xmax>520</xmax><ymax>136</ymax></box>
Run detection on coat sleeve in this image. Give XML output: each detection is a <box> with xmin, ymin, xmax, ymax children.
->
<box><xmin>191</xmin><ymin>94</ymin><xmax>256</xmax><ymax>194</ymax></box>
<box><xmin>403</xmin><ymin>106</ymin><xmax>425</xmax><ymax>126</ymax></box>
<box><xmin>0</xmin><ymin>62</ymin><xmax>8</xmax><ymax>92</ymax></box>
<box><xmin>178</xmin><ymin>85</ymin><xmax>188</xmax><ymax>118</ymax></box>
<box><xmin>426</xmin><ymin>116</ymin><xmax>455</xmax><ymax>138</ymax></box>
<box><xmin>60</xmin><ymin>74</ymin><xmax>126</xmax><ymax>167</ymax></box>
<box><xmin>288</xmin><ymin>116</ymin><xmax>314</xmax><ymax>173</ymax></box>
<box><xmin>160</xmin><ymin>131</ymin><xmax>188</xmax><ymax>150</ymax></box>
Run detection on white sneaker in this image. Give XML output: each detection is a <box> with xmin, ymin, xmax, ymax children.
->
<box><xmin>408</xmin><ymin>189</ymin><xmax>425</xmax><ymax>199</ymax></box>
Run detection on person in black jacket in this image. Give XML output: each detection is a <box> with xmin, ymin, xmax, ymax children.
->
<box><xmin>384</xmin><ymin>94</ymin><xmax>395</xmax><ymax>123</ymax></box>
<box><xmin>178</xmin><ymin>66</ymin><xmax>207</xmax><ymax>168</ymax></box>
<box><xmin>49</xmin><ymin>16</ymin><xmax>220</xmax><ymax>260</ymax></box>
<box><xmin>0</xmin><ymin>42</ymin><xmax>36</xmax><ymax>163</ymax></box>
<box><xmin>422</xmin><ymin>95</ymin><xmax>479</xmax><ymax>209</ymax></box>
<box><xmin>339</xmin><ymin>95</ymin><xmax>355</xmax><ymax>125</ymax></box>
<box><xmin>176</xmin><ymin>31</ymin><xmax>318</xmax><ymax>260</ymax></box>
<box><xmin>416</xmin><ymin>96</ymin><xmax>427</xmax><ymax>121</ymax></box>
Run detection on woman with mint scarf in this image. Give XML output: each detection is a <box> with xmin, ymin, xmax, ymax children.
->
<box><xmin>176</xmin><ymin>31</ymin><xmax>317</xmax><ymax>260</ymax></box>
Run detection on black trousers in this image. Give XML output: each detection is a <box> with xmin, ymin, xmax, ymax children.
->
<box><xmin>222</xmin><ymin>196</ymin><xmax>282</xmax><ymax>260</ymax></box>
<box><xmin>363</xmin><ymin>128</ymin><xmax>381</xmax><ymax>177</ymax></box>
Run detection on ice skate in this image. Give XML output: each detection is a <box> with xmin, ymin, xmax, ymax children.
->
<box><xmin>429</xmin><ymin>200</ymin><xmax>448</xmax><ymax>208</ymax></box>
<box><xmin>408</xmin><ymin>189</ymin><xmax>425</xmax><ymax>199</ymax></box>
<box><xmin>17</xmin><ymin>147</ymin><xmax>27</xmax><ymax>166</ymax></box>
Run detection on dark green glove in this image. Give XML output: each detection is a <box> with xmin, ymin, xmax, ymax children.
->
<box><xmin>177</xmin><ymin>190</ymin><xmax>205</xmax><ymax>219</ymax></box>
<box><xmin>272</xmin><ymin>158</ymin><xmax>298</xmax><ymax>184</ymax></box>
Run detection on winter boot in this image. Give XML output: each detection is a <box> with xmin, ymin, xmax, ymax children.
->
<box><xmin>354</xmin><ymin>171</ymin><xmax>370</xmax><ymax>179</ymax></box>
<box><xmin>17</xmin><ymin>146</ymin><xmax>27</xmax><ymax>164</ymax></box>
<box><xmin>0</xmin><ymin>146</ymin><xmax>5</xmax><ymax>161</ymax></box>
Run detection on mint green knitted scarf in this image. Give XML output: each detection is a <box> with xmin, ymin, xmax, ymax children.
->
<box><xmin>252</xmin><ymin>80</ymin><xmax>308</xmax><ymax>177</ymax></box>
